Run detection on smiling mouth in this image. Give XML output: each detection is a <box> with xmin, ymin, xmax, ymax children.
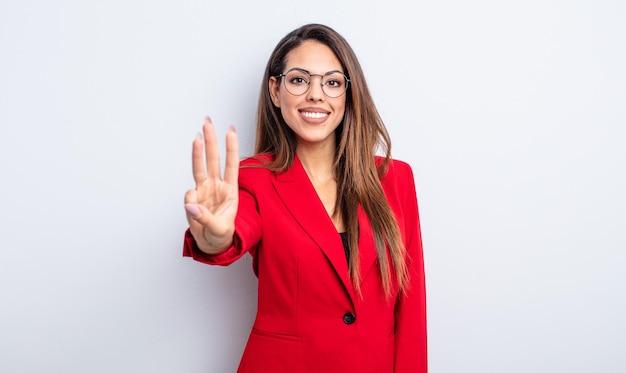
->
<box><xmin>300</xmin><ymin>111</ymin><xmax>329</xmax><ymax>119</ymax></box>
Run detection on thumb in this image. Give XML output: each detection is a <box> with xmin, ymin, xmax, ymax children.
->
<box><xmin>185</xmin><ymin>203</ymin><xmax>202</xmax><ymax>219</ymax></box>
<box><xmin>185</xmin><ymin>203</ymin><xmax>215</xmax><ymax>228</ymax></box>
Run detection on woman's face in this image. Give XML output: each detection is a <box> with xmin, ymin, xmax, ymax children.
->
<box><xmin>269</xmin><ymin>40</ymin><xmax>347</xmax><ymax>150</ymax></box>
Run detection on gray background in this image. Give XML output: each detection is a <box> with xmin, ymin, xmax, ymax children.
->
<box><xmin>1</xmin><ymin>1</ymin><xmax>624</xmax><ymax>372</ymax></box>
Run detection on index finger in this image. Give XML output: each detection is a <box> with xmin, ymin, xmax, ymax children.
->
<box><xmin>202</xmin><ymin>117</ymin><xmax>222</xmax><ymax>180</ymax></box>
<box><xmin>191</xmin><ymin>132</ymin><xmax>207</xmax><ymax>185</ymax></box>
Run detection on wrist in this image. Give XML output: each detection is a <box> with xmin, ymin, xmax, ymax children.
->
<box><xmin>196</xmin><ymin>231</ymin><xmax>234</xmax><ymax>255</ymax></box>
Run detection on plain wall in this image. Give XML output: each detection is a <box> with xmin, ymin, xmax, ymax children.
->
<box><xmin>1</xmin><ymin>1</ymin><xmax>624</xmax><ymax>372</ymax></box>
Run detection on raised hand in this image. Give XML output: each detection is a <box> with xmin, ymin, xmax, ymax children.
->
<box><xmin>184</xmin><ymin>117</ymin><xmax>239</xmax><ymax>254</ymax></box>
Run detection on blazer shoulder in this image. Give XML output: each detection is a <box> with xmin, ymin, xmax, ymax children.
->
<box><xmin>376</xmin><ymin>156</ymin><xmax>415</xmax><ymax>182</ymax></box>
<box><xmin>389</xmin><ymin>158</ymin><xmax>413</xmax><ymax>174</ymax></box>
<box><xmin>237</xmin><ymin>154</ymin><xmax>277</xmax><ymax>193</ymax></box>
<box><xmin>240</xmin><ymin>153</ymin><xmax>273</xmax><ymax>167</ymax></box>
<box><xmin>238</xmin><ymin>153</ymin><xmax>275</xmax><ymax>177</ymax></box>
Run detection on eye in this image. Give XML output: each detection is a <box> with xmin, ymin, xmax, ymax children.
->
<box><xmin>286</xmin><ymin>71</ymin><xmax>310</xmax><ymax>86</ymax></box>
<box><xmin>290</xmin><ymin>77</ymin><xmax>307</xmax><ymax>85</ymax></box>
<box><xmin>325</xmin><ymin>79</ymin><xmax>343</xmax><ymax>88</ymax></box>
<box><xmin>323</xmin><ymin>72</ymin><xmax>346</xmax><ymax>89</ymax></box>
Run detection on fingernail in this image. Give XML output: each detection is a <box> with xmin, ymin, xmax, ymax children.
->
<box><xmin>205</xmin><ymin>116</ymin><xmax>212</xmax><ymax>123</ymax></box>
<box><xmin>229</xmin><ymin>125</ymin><xmax>236</xmax><ymax>133</ymax></box>
<box><xmin>185</xmin><ymin>203</ymin><xmax>201</xmax><ymax>218</ymax></box>
<box><xmin>195</xmin><ymin>132</ymin><xmax>202</xmax><ymax>140</ymax></box>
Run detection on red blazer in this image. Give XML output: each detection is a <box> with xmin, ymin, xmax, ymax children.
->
<box><xmin>184</xmin><ymin>155</ymin><xmax>427</xmax><ymax>373</ymax></box>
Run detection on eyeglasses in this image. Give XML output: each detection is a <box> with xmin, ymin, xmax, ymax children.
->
<box><xmin>276</xmin><ymin>68</ymin><xmax>350</xmax><ymax>98</ymax></box>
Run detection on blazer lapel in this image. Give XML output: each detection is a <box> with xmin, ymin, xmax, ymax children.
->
<box><xmin>271</xmin><ymin>156</ymin><xmax>380</xmax><ymax>301</ymax></box>
<box><xmin>272</xmin><ymin>156</ymin><xmax>357</xmax><ymax>302</ymax></box>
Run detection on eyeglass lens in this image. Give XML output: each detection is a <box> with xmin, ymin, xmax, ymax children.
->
<box><xmin>282</xmin><ymin>70</ymin><xmax>348</xmax><ymax>98</ymax></box>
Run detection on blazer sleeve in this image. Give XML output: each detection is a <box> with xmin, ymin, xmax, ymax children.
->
<box><xmin>182</xmin><ymin>167</ymin><xmax>263</xmax><ymax>266</ymax></box>
<box><xmin>394</xmin><ymin>162</ymin><xmax>428</xmax><ymax>372</ymax></box>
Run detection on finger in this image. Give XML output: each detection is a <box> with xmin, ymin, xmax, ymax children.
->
<box><xmin>191</xmin><ymin>133</ymin><xmax>207</xmax><ymax>185</ymax></box>
<box><xmin>223</xmin><ymin>126</ymin><xmax>239</xmax><ymax>186</ymax></box>
<box><xmin>184</xmin><ymin>203</ymin><xmax>202</xmax><ymax>219</ymax></box>
<box><xmin>184</xmin><ymin>189</ymin><xmax>215</xmax><ymax>225</ymax></box>
<box><xmin>184</xmin><ymin>190</ymin><xmax>207</xmax><ymax>224</ymax></box>
<box><xmin>184</xmin><ymin>202</ymin><xmax>217</xmax><ymax>230</ymax></box>
<box><xmin>203</xmin><ymin>117</ymin><xmax>221</xmax><ymax>180</ymax></box>
<box><xmin>184</xmin><ymin>203</ymin><xmax>213</xmax><ymax>232</ymax></box>
<box><xmin>184</xmin><ymin>188</ymin><xmax>198</xmax><ymax>204</ymax></box>
<box><xmin>184</xmin><ymin>189</ymin><xmax>202</xmax><ymax>227</ymax></box>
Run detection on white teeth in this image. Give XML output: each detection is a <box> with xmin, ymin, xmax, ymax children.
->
<box><xmin>301</xmin><ymin>111</ymin><xmax>328</xmax><ymax>119</ymax></box>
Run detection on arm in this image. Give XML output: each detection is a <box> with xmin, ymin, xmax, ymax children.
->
<box><xmin>183</xmin><ymin>117</ymin><xmax>239</xmax><ymax>254</ymax></box>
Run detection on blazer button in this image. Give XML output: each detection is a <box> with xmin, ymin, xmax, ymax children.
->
<box><xmin>343</xmin><ymin>312</ymin><xmax>356</xmax><ymax>325</ymax></box>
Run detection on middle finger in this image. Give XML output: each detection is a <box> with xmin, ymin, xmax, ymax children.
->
<box><xmin>202</xmin><ymin>117</ymin><xmax>222</xmax><ymax>180</ymax></box>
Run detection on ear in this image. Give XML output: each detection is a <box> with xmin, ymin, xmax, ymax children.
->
<box><xmin>269</xmin><ymin>76</ymin><xmax>281</xmax><ymax>108</ymax></box>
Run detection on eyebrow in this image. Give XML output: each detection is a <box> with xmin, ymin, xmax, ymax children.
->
<box><xmin>287</xmin><ymin>67</ymin><xmax>345</xmax><ymax>76</ymax></box>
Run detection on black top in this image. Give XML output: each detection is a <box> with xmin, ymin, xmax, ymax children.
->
<box><xmin>339</xmin><ymin>232</ymin><xmax>349</xmax><ymax>262</ymax></box>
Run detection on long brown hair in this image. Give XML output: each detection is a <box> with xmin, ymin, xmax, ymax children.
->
<box><xmin>254</xmin><ymin>23</ymin><xmax>408</xmax><ymax>297</ymax></box>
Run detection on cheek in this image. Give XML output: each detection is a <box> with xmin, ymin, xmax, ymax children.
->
<box><xmin>277</xmin><ymin>96</ymin><xmax>299</xmax><ymax>125</ymax></box>
<box><xmin>281</xmin><ymin>90</ymin><xmax>297</xmax><ymax>104</ymax></box>
<box><xmin>278</xmin><ymin>93</ymin><xmax>299</xmax><ymax>114</ymax></box>
<box><xmin>335</xmin><ymin>101</ymin><xmax>347</xmax><ymax>118</ymax></box>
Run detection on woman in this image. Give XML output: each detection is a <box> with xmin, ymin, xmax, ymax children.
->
<box><xmin>183</xmin><ymin>23</ymin><xmax>427</xmax><ymax>373</ymax></box>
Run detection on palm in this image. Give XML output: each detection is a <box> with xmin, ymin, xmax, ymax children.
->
<box><xmin>185</xmin><ymin>118</ymin><xmax>239</xmax><ymax>252</ymax></box>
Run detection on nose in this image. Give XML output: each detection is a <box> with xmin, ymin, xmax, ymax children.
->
<box><xmin>306</xmin><ymin>75</ymin><xmax>325</xmax><ymax>101</ymax></box>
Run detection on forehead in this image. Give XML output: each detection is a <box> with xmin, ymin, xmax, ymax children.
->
<box><xmin>284</xmin><ymin>40</ymin><xmax>343</xmax><ymax>73</ymax></box>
